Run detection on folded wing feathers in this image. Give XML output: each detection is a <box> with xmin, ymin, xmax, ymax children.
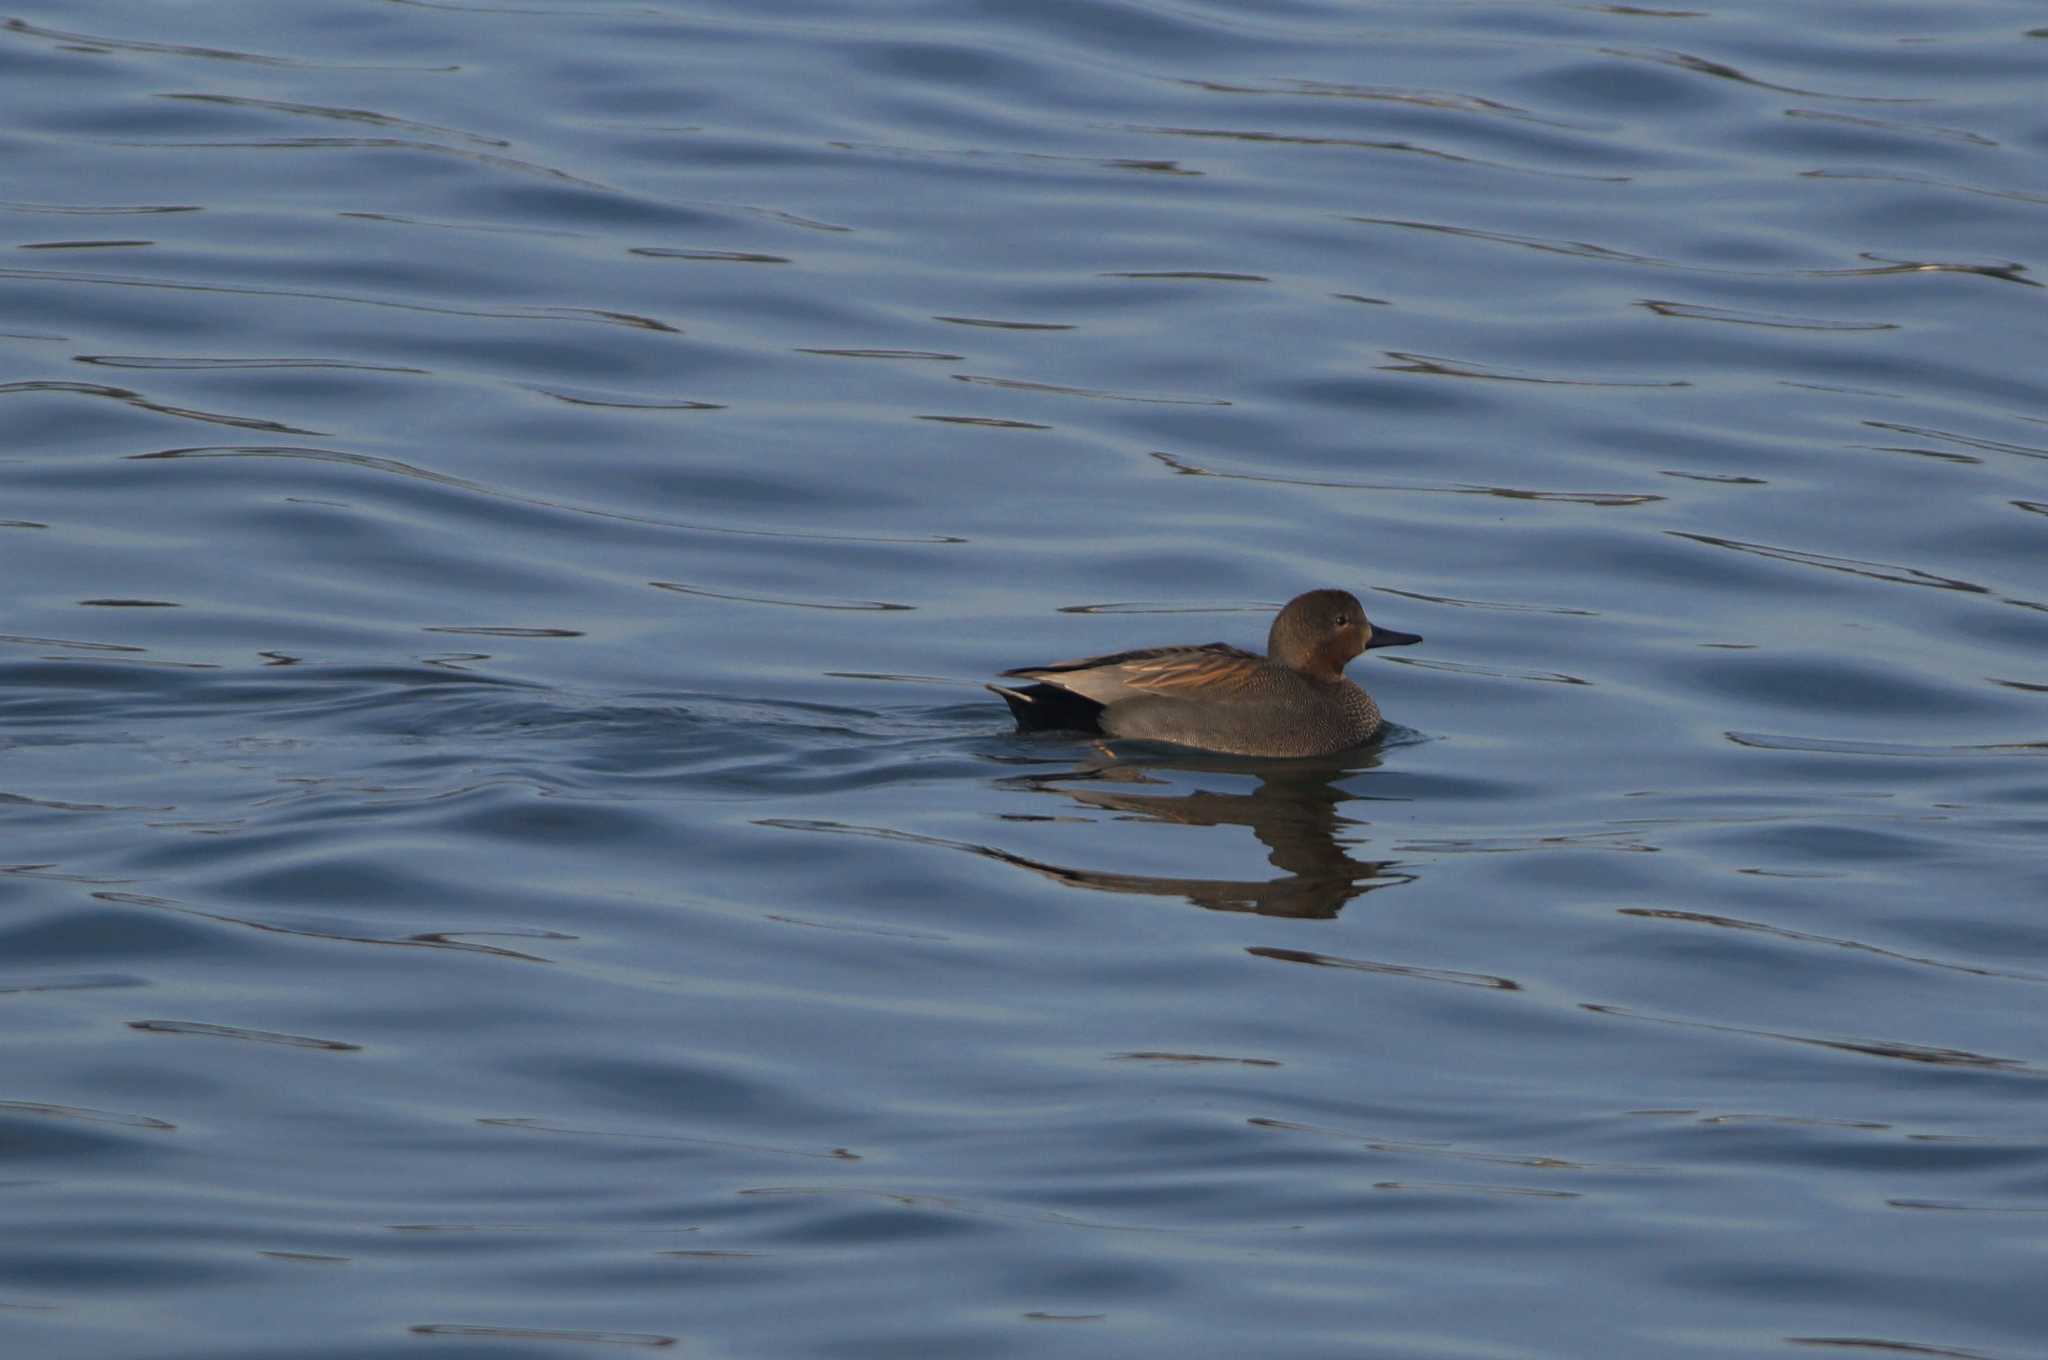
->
<box><xmin>1003</xmin><ymin>643</ymin><xmax>1265</xmax><ymax>703</ymax></box>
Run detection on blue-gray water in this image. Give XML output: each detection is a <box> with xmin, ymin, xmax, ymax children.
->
<box><xmin>4</xmin><ymin>2</ymin><xmax>2046</xmax><ymax>1356</ymax></box>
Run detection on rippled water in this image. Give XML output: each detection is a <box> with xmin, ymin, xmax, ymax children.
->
<box><xmin>5</xmin><ymin>2</ymin><xmax>2046</xmax><ymax>1356</ymax></box>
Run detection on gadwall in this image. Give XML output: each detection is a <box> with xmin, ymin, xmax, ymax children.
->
<box><xmin>990</xmin><ymin>589</ymin><xmax>1421</xmax><ymax>757</ymax></box>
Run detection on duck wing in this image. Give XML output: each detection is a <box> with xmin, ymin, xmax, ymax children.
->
<box><xmin>1001</xmin><ymin>643</ymin><xmax>1266</xmax><ymax>706</ymax></box>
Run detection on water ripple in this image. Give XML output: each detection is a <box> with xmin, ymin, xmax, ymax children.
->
<box><xmin>131</xmin><ymin>446</ymin><xmax>965</xmax><ymax>544</ymax></box>
<box><xmin>2</xmin><ymin>16</ymin><xmax>456</xmax><ymax>69</ymax></box>
<box><xmin>1152</xmin><ymin>450</ymin><xmax>1662</xmax><ymax>507</ymax></box>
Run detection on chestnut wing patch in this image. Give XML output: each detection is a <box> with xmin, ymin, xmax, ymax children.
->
<box><xmin>1111</xmin><ymin>645</ymin><xmax>1266</xmax><ymax>695</ymax></box>
<box><xmin>1003</xmin><ymin>643</ymin><xmax>1265</xmax><ymax>704</ymax></box>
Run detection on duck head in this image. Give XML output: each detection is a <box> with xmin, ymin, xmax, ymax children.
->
<box><xmin>1268</xmin><ymin>589</ymin><xmax>1422</xmax><ymax>679</ymax></box>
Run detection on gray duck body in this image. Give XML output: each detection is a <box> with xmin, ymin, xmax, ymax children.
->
<box><xmin>989</xmin><ymin>589</ymin><xmax>1420</xmax><ymax>758</ymax></box>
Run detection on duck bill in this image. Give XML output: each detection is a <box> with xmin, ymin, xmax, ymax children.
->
<box><xmin>1365</xmin><ymin>626</ymin><xmax>1422</xmax><ymax>650</ymax></box>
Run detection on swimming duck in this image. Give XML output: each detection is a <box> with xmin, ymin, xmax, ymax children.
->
<box><xmin>990</xmin><ymin>589</ymin><xmax>1420</xmax><ymax>757</ymax></box>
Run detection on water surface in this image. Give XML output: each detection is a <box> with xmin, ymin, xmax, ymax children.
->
<box><xmin>4</xmin><ymin>2</ymin><xmax>2047</xmax><ymax>1357</ymax></box>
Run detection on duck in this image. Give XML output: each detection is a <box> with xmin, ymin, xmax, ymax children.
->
<box><xmin>989</xmin><ymin>589</ymin><xmax>1420</xmax><ymax>757</ymax></box>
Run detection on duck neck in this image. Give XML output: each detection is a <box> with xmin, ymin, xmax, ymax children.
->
<box><xmin>1297</xmin><ymin>644</ymin><xmax>1351</xmax><ymax>683</ymax></box>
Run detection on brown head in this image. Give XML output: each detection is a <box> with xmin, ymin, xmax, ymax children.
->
<box><xmin>1266</xmin><ymin>589</ymin><xmax>1422</xmax><ymax>680</ymax></box>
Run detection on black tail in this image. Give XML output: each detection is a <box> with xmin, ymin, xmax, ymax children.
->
<box><xmin>987</xmin><ymin>682</ymin><xmax>1105</xmax><ymax>734</ymax></box>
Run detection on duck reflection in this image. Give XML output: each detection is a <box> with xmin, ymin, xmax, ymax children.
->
<box><xmin>985</xmin><ymin>746</ymin><xmax>1414</xmax><ymax>918</ymax></box>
